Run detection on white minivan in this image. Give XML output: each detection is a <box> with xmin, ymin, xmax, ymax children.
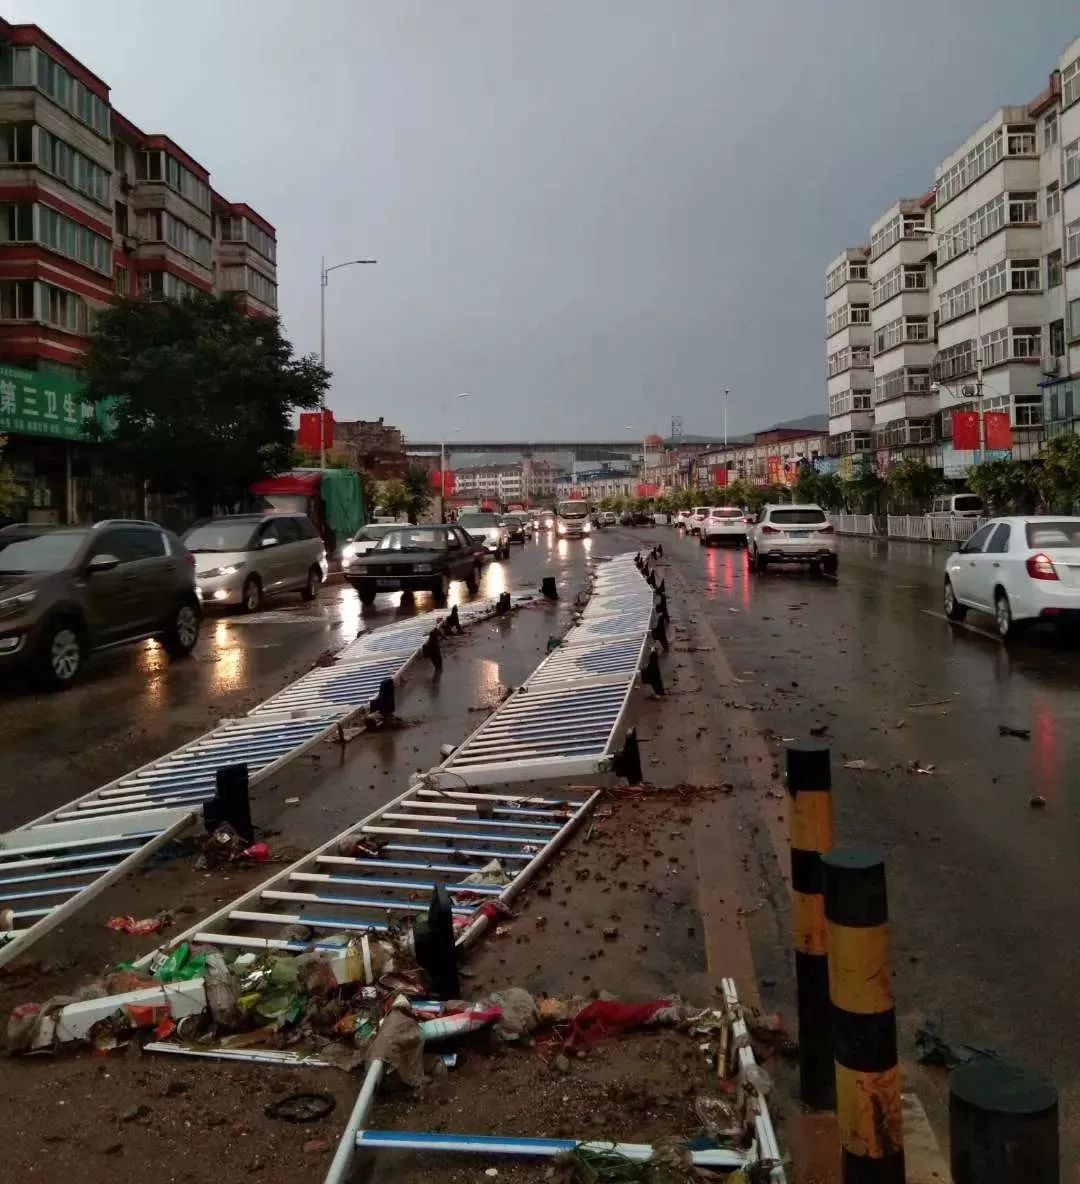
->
<box><xmin>930</xmin><ymin>493</ymin><xmax>984</xmax><ymax>518</ymax></box>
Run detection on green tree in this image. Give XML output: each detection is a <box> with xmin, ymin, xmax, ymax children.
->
<box><xmin>792</xmin><ymin>467</ymin><xmax>822</xmax><ymax>506</ymax></box>
<box><xmin>847</xmin><ymin>463</ymin><xmax>884</xmax><ymax>514</ymax></box>
<box><xmin>886</xmin><ymin>459</ymin><xmax>943</xmax><ymax>513</ymax></box>
<box><xmin>402</xmin><ymin>466</ymin><xmax>433</xmax><ymax>523</ymax></box>
<box><xmin>744</xmin><ymin>483</ymin><xmax>787</xmax><ymax>514</ymax></box>
<box><xmin>292</xmin><ymin>446</ymin><xmax>348</xmax><ymax>469</ymax></box>
<box><xmin>0</xmin><ymin>434</ymin><xmax>20</xmax><ymax>515</ymax></box>
<box><xmin>83</xmin><ymin>293</ymin><xmax>327</xmax><ymax>516</ymax></box>
<box><xmin>1040</xmin><ymin>434</ymin><xmax>1080</xmax><ymax>512</ymax></box>
<box><xmin>356</xmin><ymin>470</ymin><xmax>379</xmax><ymax>523</ymax></box>
<box><xmin>816</xmin><ymin>472</ymin><xmax>845</xmax><ymax>511</ymax></box>
<box><xmin>378</xmin><ymin>479</ymin><xmax>409</xmax><ymax>519</ymax></box>
<box><xmin>967</xmin><ymin>459</ymin><xmax>1041</xmax><ymax>515</ymax></box>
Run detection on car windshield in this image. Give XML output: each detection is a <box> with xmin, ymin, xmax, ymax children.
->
<box><xmin>954</xmin><ymin>495</ymin><xmax>983</xmax><ymax>512</ymax></box>
<box><xmin>459</xmin><ymin>514</ymin><xmax>498</xmax><ymax>529</ymax></box>
<box><xmin>694</xmin><ymin>507</ymin><xmax>709</xmax><ymax>515</ymax></box>
<box><xmin>377</xmin><ymin>528</ymin><xmax>446</xmax><ymax>552</ymax></box>
<box><xmin>1025</xmin><ymin>521</ymin><xmax>1080</xmax><ymax>549</ymax></box>
<box><xmin>353</xmin><ymin>525</ymin><xmax>395</xmax><ymax>542</ymax></box>
<box><xmin>558</xmin><ymin>502</ymin><xmax>589</xmax><ymax>519</ymax></box>
<box><xmin>0</xmin><ymin>529</ymin><xmax>87</xmax><ymax>573</ymax></box>
<box><xmin>769</xmin><ymin>509</ymin><xmax>827</xmax><ymax>525</ymax></box>
<box><xmin>184</xmin><ymin>521</ymin><xmax>258</xmax><ymax>552</ymax></box>
<box><xmin>711</xmin><ymin>508</ymin><xmax>743</xmax><ymax>519</ymax></box>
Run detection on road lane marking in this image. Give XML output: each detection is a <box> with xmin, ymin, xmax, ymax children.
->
<box><xmin>921</xmin><ymin>609</ymin><xmax>1000</xmax><ymax>642</ymax></box>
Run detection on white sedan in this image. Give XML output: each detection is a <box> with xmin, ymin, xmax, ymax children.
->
<box><xmin>700</xmin><ymin>506</ymin><xmax>749</xmax><ymax>546</ymax></box>
<box><xmin>943</xmin><ymin>516</ymin><xmax>1080</xmax><ymax>640</ymax></box>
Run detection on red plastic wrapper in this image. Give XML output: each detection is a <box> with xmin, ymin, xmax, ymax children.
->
<box><xmin>563</xmin><ymin>1000</ymin><xmax>670</xmax><ymax>1050</ymax></box>
<box><xmin>241</xmin><ymin>842</ymin><xmax>270</xmax><ymax>862</ymax></box>
<box><xmin>105</xmin><ymin>915</ymin><xmax>163</xmax><ymax>936</ymax></box>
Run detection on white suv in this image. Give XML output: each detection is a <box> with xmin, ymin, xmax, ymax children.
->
<box><xmin>687</xmin><ymin>506</ymin><xmax>711</xmax><ymax>535</ymax></box>
<box><xmin>700</xmin><ymin>506</ymin><xmax>748</xmax><ymax>547</ymax></box>
<box><xmin>748</xmin><ymin>504</ymin><xmax>837</xmax><ymax>575</ymax></box>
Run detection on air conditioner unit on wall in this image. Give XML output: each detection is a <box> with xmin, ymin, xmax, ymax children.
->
<box><xmin>1041</xmin><ymin>355</ymin><xmax>1060</xmax><ymax>376</ymax></box>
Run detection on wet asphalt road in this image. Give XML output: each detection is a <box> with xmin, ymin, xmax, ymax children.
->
<box><xmin>0</xmin><ymin>532</ymin><xmax>601</xmax><ymax>834</ymax></box>
<box><xmin>650</xmin><ymin>525</ymin><xmax>1080</xmax><ymax>1162</ymax></box>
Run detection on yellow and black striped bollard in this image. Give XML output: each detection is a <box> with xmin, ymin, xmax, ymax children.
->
<box><xmin>824</xmin><ymin>847</ymin><xmax>904</xmax><ymax>1183</ymax></box>
<box><xmin>786</xmin><ymin>742</ymin><xmax>835</xmax><ymax>1110</ymax></box>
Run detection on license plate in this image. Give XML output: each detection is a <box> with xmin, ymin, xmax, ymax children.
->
<box><xmin>376</xmin><ymin>579</ymin><xmax>401</xmax><ymax>589</ymax></box>
<box><xmin>789</xmin><ymin>531</ymin><xmax>809</xmax><ymax>539</ymax></box>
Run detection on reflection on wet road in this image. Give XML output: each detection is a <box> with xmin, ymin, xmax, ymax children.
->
<box><xmin>657</xmin><ymin>526</ymin><xmax>1080</xmax><ymax>1156</ymax></box>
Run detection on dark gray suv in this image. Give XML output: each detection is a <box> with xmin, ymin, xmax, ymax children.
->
<box><xmin>0</xmin><ymin>519</ymin><xmax>201</xmax><ymax>690</ymax></box>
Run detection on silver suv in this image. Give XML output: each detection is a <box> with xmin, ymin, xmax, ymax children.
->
<box><xmin>184</xmin><ymin>513</ymin><xmax>327</xmax><ymax>612</ymax></box>
<box><xmin>748</xmin><ymin>504</ymin><xmax>837</xmax><ymax>575</ymax></box>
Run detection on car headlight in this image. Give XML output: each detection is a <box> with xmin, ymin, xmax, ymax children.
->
<box><xmin>0</xmin><ymin>590</ymin><xmax>36</xmax><ymax>618</ymax></box>
<box><xmin>582</xmin><ymin>521</ymin><xmax>592</xmax><ymax>533</ymax></box>
<box><xmin>557</xmin><ymin>524</ymin><xmax>567</xmax><ymax>536</ymax></box>
<box><xmin>200</xmin><ymin>563</ymin><xmax>245</xmax><ymax>579</ymax></box>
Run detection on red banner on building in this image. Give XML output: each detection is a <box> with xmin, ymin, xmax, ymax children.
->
<box><xmin>636</xmin><ymin>482</ymin><xmax>659</xmax><ymax>498</ymax></box>
<box><xmin>984</xmin><ymin>411</ymin><xmax>1013</xmax><ymax>451</ymax></box>
<box><xmin>951</xmin><ymin>410</ymin><xmax>980</xmax><ymax>451</ymax></box>
<box><xmin>428</xmin><ymin>469</ymin><xmax>456</xmax><ymax>495</ymax></box>
<box><xmin>298</xmin><ymin>409</ymin><xmax>334</xmax><ymax>453</ymax></box>
<box><xmin>711</xmin><ymin>466</ymin><xmax>728</xmax><ymax>488</ymax></box>
<box><xmin>767</xmin><ymin>456</ymin><xmax>781</xmax><ymax>484</ymax></box>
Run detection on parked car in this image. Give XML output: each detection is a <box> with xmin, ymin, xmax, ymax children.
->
<box><xmin>0</xmin><ymin>519</ymin><xmax>200</xmax><ymax>690</ymax></box>
<box><xmin>340</xmin><ymin>523</ymin><xmax>400</xmax><ymax>575</ymax></box>
<box><xmin>930</xmin><ymin>493</ymin><xmax>984</xmax><ymax>518</ymax></box>
<box><xmin>748</xmin><ymin>504</ymin><xmax>837</xmax><ymax>575</ymax></box>
<box><xmin>598</xmin><ymin>511</ymin><xmax>617</xmax><ymax>527</ymax></box>
<box><xmin>458</xmin><ymin>512</ymin><xmax>511</xmax><ymax>558</ymax></box>
<box><xmin>687</xmin><ymin>506</ymin><xmax>711</xmax><ymax>534</ymax></box>
<box><xmin>943</xmin><ymin>516</ymin><xmax>1080</xmax><ymax>640</ymax></box>
<box><xmin>500</xmin><ymin>514</ymin><xmax>532</xmax><ymax>543</ymax></box>
<box><xmin>184</xmin><ymin>513</ymin><xmax>327</xmax><ymax>612</ymax></box>
<box><xmin>674</xmin><ymin>509</ymin><xmax>693</xmax><ymax>530</ymax></box>
<box><xmin>345</xmin><ymin>525</ymin><xmax>485</xmax><ymax>606</ymax></box>
<box><xmin>700</xmin><ymin>506</ymin><xmax>749</xmax><ymax>547</ymax></box>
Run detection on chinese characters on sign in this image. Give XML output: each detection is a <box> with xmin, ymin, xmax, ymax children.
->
<box><xmin>0</xmin><ymin>365</ymin><xmax>111</xmax><ymax>442</ymax></box>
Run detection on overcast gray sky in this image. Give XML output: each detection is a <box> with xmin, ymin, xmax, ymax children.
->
<box><xmin>7</xmin><ymin>0</ymin><xmax>1078</xmax><ymax>440</ymax></box>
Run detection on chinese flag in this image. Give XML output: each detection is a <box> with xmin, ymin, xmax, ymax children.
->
<box><xmin>984</xmin><ymin>411</ymin><xmax>1012</xmax><ymax>451</ymax></box>
<box><xmin>951</xmin><ymin>411</ymin><xmax>980</xmax><ymax>451</ymax></box>
<box><xmin>429</xmin><ymin>469</ymin><xmax>456</xmax><ymax>495</ymax></box>
<box><xmin>297</xmin><ymin>410</ymin><xmax>333</xmax><ymax>453</ymax></box>
<box><xmin>712</xmin><ymin>466</ymin><xmax>728</xmax><ymax>487</ymax></box>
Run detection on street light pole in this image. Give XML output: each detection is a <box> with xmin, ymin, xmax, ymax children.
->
<box><xmin>441</xmin><ymin>393</ymin><xmax>471</xmax><ymax>521</ymax></box>
<box><xmin>319</xmin><ymin>255</ymin><xmax>377</xmax><ymax>469</ymax></box>
<box><xmin>723</xmin><ymin>388</ymin><xmax>729</xmax><ymax>447</ymax></box>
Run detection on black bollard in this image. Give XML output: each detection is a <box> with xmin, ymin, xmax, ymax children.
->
<box><xmin>656</xmin><ymin>577</ymin><xmax>666</xmax><ymax>596</ymax></box>
<box><xmin>655</xmin><ymin>591</ymin><xmax>669</xmax><ymax>623</ymax></box>
<box><xmin>442</xmin><ymin>604</ymin><xmax>462</xmax><ymax>635</ymax></box>
<box><xmin>611</xmin><ymin>728</ymin><xmax>643</xmax><ymax>784</ymax></box>
<box><xmin>541</xmin><ymin>576</ymin><xmax>558</xmax><ymax>600</ymax></box>
<box><xmin>786</xmin><ymin>744</ymin><xmax>835</xmax><ymax>1111</ymax></box>
<box><xmin>950</xmin><ymin>1061</ymin><xmax>1058</xmax><ymax>1184</ymax></box>
<box><xmin>641</xmin><ymin>648</ymin><xmax>665</xmax><ymax>695</ymax></box>
<box><xmin>651</xmin><ymin>616</ymin><xmax>669</xmax><ymax>651</ymax></box>
<box><xmin>496</xmin><ymin>591</ymin><xmax>512</xmax><ymax>615</ymax></box>
<box><xmin>656</xmin><ymin>543</ymin><xmax>664</xmax><ymax>558</ymax></box>
<box><xmin>646</xmin><ymin>569</ymin><xmax>657</xmax><ymax>588</ymax></box>
<box><xmin>422</xmin><ymin>628</ymin><xmax>443</xmax><ymax>672</ymax></box>
<box><xmin>369</xmin><ymin>677</ymin><xmax>395</xmax><ymax>719</ymax></box>
<box><xmin>204</xmin><ymin>763</ymin><xmax>253</xmax><ymax>844</ymax></box>
<box><xmin>413</xmin><ymin>885</ymin><xmax>460</xmax><ymax>999</ymax></box>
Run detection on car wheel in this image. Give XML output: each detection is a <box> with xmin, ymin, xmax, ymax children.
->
<box><xmin>35</xmin><ymin>619</ymin><xmax>84</xmax><ymax>691</ymax></box>
<box><xmin>822</xmin><ymin>555</ymin><xmax>838</xmax><ymax>577</ymax></box>
<box><xmin>162</xmin><ymin>599</ymin><xmax>201</xmax><ymax>658</ymax></box>
<box><xmin>752</xmin><ymin>549</ymin><xmax>768</xmax><ymax>573</ymax></box>
<box><xmin>357</xmin><ymin>583</ymin><xmax>377</xmax><ymax>606</ymax></box>
<box><xmin>995</xmin><ymin>591</ymin><xmax>1016</xmax><ymax>641</ymax></box>
<box><xmin>943</xmin><ymin>578</ymin><xmax>966</xmax><ymax>621</ymax></box>
<box><xmin>241</xmin><ymin>575</ymin><xmax>263</xmax><ymax>613</ymax></box>
<box><xmin>300</xmin><ymin>565</ymin><xmax>321</xmax><ymax>601</ymax></box>
<box><xmin>465</xmin><ymin>566</ymin><xmax>480</xmax><ymax>595</ymax></box>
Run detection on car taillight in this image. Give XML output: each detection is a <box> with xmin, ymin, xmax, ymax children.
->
<box><xmin>743</xmin><ymin>517</ymin><xmax>753</xmax><ymax>525</ymax></box>
<box><xmin>820</xmin><ymin>523</ymin><xmax>834</xmax><ymax>533</ymax></box>
<box><xmin>761</xmin><ymin>524</ymin><xmax>780</xmax><ymax>534</ymax></box>
<box><xmin>185</xmin><ymin>552</ymin><xmax>196</xmax><ymax>566</ymax></box>
<box><xmin>1026</xmin><ymin>553</ymin><xmax>1059</xmax><ymax>581</ymax></box>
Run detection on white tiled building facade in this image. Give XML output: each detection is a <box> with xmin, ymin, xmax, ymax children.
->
<box><xmin>825</xmin><ymin>34</ymin><xmax>1080</xmax><ymax>472</ymax></box>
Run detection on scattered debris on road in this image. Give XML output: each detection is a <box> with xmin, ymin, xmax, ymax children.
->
<box><xmin>998</xmin><ymin>724</ymin><xmax>1032</xmax><ymax>740</ymax></box>
<box><xmin>915</xmin><ymin>1017</ymin><xmax>1002</xmax><ymax>1070</ymax></box>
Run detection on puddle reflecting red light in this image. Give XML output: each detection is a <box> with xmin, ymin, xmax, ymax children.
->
<box><xmin>1030</xmin><ymin>693</ymin><xmax>1062</xmax><ymax>805</ymax></box>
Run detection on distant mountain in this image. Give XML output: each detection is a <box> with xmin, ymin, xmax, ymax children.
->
<box><xmin>765</xmin><ymin>413</ymin><xmax>828</xmax><ymax>432</ymax></box>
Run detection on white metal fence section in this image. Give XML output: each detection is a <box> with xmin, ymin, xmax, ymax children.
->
<box><xmin>887</xmin><ymin>515</ymin><xmax>986</xmax><ymax>542</ymax></box>
<box><xmin>827</xmin><ymin>513</ymin><xmax>877</xmax><ymax>536</ymax></box>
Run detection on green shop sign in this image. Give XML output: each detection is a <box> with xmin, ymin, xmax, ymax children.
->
<box><xmin>0</xmin><ymin>364</ymin><xmax>114</xmax><ymax>442</ymax></box>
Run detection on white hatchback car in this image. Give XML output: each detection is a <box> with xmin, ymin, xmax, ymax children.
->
<box><xmin>943</xmin><ymin>516</ymin><xmax>1080</xmax><ymax>640</ymax></box>
<box><xmin>687</xmin><ymin>506</ymin><xmax>711</xmax><ymax>535</ymax></box>
<box><xmin>748</xmin><ymin>504</ymin><xmax>837</xmax><ymax>575</ymax></box>
<box><xmin>700</xmin><ymin>506</ymin><xmax>748</xmax><ymax>547</ymax></box>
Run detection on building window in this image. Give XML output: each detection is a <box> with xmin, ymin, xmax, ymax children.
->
<box><xmin>870</xmin><ymin>215</ymin><xmax>902</xmax><ymax>261</ymax></box>
<box><xmin>114</xmin><ymin>201</ymin><xmax>128</xmax><ymax>235</ymax></box>
<box><xmin>1046</xmin><ymin>182</ymin><xmax>1061</xmax><ymax>219</ymax></box>
<box><xmin>113</xmin><ymin>139</ymin><xmax>127</xmax><ymax>174</ymax></box>
<box><xmin>37</xmin><ymin>204</ymin><xmax>111</xmax><ymax>273</ymax></box>
<box><xmin>0</xmin><ymin>45</ymin><xmax>34</xmax><ymax>85</ymax></box>
<box><xmin>851</xmin><ymin>303</ymin><xmax>870</xmax><ymax>324</ymax></box>
<box><xmin>36</xmin><ymin>126</ymin><xmax>110</xmax><ymax>206</ymax></box>
<box><xmin>1014</xmin><ymin>395</ymin><xmax>1043</xmax><ymax>427</ymax></box>
<box><xmin>1044</xmin><ymin>382</ymin><xmax>1076</xmax><ymax>425</ymax></box>
<box><xmin>0</xmin><ymin>120</ymin><xmax>33</xmax><ymax>163</ymax></box>
<box><xmin>935</xmin><ymin>128</ymin><xmax>1004</xmax><ymax>207</ymax></box>
<box><xmin>871</xmin><ymin>264</ymin><xmax>902</xmax><ymax>308</ymax></box>
<box><xmin>1066</xmin><ymin>139</ymin><xmax>1080</xmax><ymax>187</ymax></box>
<box><xmin>874</xmin><ymin>316</ymin><xmax>928</xmax><ymax>355</ymax></box>
<box><xmin>982</xmin><ymin>326</ymin><xmax>1040</xmax><ymax>367</ymax></box>
<box><xmin>938</xmin><ymin>276</ymin><xmax>975</xmax><ymax>325</ymax></box>
<box><xmin>137</xmin><ymin>270</ymin><xmax>200</xmax><ymax>302</ymax></box>
<box><xmin>1065</xmin><ymin>56</ymin><xmax>1080</xmax><ymax>109</ymax></box>
<box><xmin>1050</xmin><ymin>318</ymin><xmax>1065</xmax><ymax>358</ymax></box>
<box><xmin>1005</xmin><ymin>126</ymin><xmax>1037</xmax><ymax>156</ymax></box>
<box><xmin>114</xmin><ymin>265</ymin><xmax>128</xmax><ymax>296</ymax></box>
<box><xmin>34</xmin><ymin>50</ymin><xmax>110</xmax><ymax>137</ymax></box>
<box><xmin>825</xmin><ymin>261</ymin><xmax>847</xmax><ymax>296</ymax></box>
<box><xmin>849</xmin><ymin>261</ymin><xmax>867</xmax><ymax>281</ymax></box>
<box><xmin>1044</xmin><ymin>110</ymin><xmax>1059</xmax><ymax>149</ymax></box>
<box><xmin>1008</xmin><ymin>259</ymin><xmax>1041</xmax><ymax>293</ymax></box>
<box><xmin>1067</xmin><ymin>219</ymin><xmax>1080</xmax><ymax>264</ymax></box>
<box><xmin>163</xmin><ymin>212</ymin><xmax>212</xmax><ymax>267</ymax></box>
<box><xmin>935</xmin><ymin>340</ymin><xmax>975</xmax><ymax>381</ymax></box>
<box><xmin>904</xmin><ymin>265</ymin><xmax>927</xmax><ymax>290</ymax></box>
<box><xmin>1007</xmin><ymin>192</ymin><xmax>1038</xmax><ymax>225</ymax></box>
<box><xmin>0</xmin><ymin>278</ymin><xmax>35</xmax><ymax>319</ymax></box>
<box><xmin>2</xmin><ymin>202</ymin><xmax>33</xmax><ymax>242</ymax></box>
<box><xmin>40</xmin><ymin>281</ymin><xmax>89</xmax><ymax>333</ymax></box>
<box><xmin>137</xmin><ymin>151</ymin><xmax>211</xmax><ymax>212</ymax></box>
<box><xmin>1048</xmin><ymin>250</ymin><xmax>1063</xmax><ymax>288</ymax></box>
<box><xmin>1068</xmin><ymin>298</ymin><xmax>1080</xmax><ymax>342</ymax></box>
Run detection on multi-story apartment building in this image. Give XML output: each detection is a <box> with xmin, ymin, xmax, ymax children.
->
<box><xmin>0</xmin><ymin>19</ymin><xmax>277</xmax><ymax>522</ymax></box>
<box><xmin>455</xmin><ymin>462</ymin><xmax>526</xmax><ymax>503</ymax></box>
<box><xmin>825</xmin><ymin>32</ymin><xmax>1080</xmax><ymax>476</ymax></box>
<box><xmin>824</xmin><ymin>248</ymin><xmax>873</xmax><ymax>457</ymax></box>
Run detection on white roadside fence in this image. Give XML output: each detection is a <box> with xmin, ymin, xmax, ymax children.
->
<box><xmin>828</xmin><ymin>513</ymin><xmax>986</xmax><ymax>543</ymax></box>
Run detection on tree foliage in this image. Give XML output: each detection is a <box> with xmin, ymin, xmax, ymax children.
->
<box><xmin>402</xmin><ymin>466</ymin><xmax>433</xmax><ymax>523</ymax></box>
<box><xmin>886</xmin><ymin>459</ymin><xmax>943</xmax><ymax>513</ymax></box>
<box><xmin>1039</xmin><ymin>434</ymin><xmax>1080</xmax><ymax>512</ymax></box>
<box><xmin>83</xmin><ymin>294</ymin><xmax>328</xmax><ymax>515</ymax></box>
<box><xmin>0</xmin><ymin>434</ymin><xmax>19</xmax><ymax>515</ymax></box>
<box><xmin>377</xmin><ymin>479</ymin><xmax>409</xmax><ymax>519</ymax></box>
<box><xmin>966</xmin><ymin>459</ymin><xmax>1041</xmax><ymax>515</ymax></box>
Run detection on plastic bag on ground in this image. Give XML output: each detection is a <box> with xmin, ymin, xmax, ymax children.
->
<box><xmin>368</xmin><ymin>1008</ymin><xmax>425</xmax><ymax>1088</ymax></box>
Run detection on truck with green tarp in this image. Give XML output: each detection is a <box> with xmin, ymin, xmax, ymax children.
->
<box><xmin>250</xmin><ymin>468</ymin><xmax>363</xmax><ymax>557</ymax></box>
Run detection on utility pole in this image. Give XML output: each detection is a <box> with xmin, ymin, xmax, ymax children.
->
<box><xmin>318</xmin><ymin>256</ymin><xmax>377</xmax><ymax>468</ymax></box>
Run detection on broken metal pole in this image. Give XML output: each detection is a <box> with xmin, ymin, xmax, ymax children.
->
<box><xmin>541</xmin><ymin>576</ymin><xmax>558</xmax><ymax>600</ymax></box>
<box><xmin>204</xmin><ymin>763</ymin><xmax>253</xmax><ymax>843</ymax></box>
